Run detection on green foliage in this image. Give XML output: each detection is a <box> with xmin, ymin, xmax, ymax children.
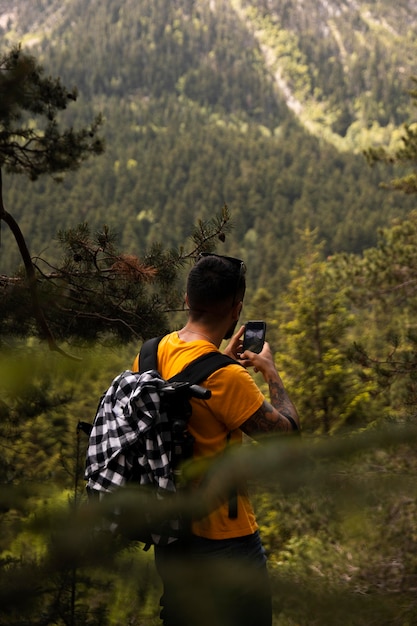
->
<box><xmin>2</xmin><ymin>2</ymin><xmax>417</xmax><ymax>624</ymax></box>
<box><xmin>0</xmin><ymin>45</ymin><xmax>104</xmax><ymax>180</ymax></box>
<box><xmin>331</xmin><ymin>211</ymin><xmax>417</xmax><ymax>417</ymax></box>
<box><xmin>251</xmin><ymin>430</ymin><xmax>417</xmax><ymax>625</ymax></box>
<box><xmin>0</xmin><ymin>206</ymin><xmax>232</xmax><ymax>344</ymax></box>
<box><xmin>0</xmin><ymin>38</ymin><xmax>237</xmax><ymax>347</ymax></box>
<box><xmin>3</xmin><ymin>404</ymin><xmax>417</xmax><ymax>625</ymax></box>
<box><xmin>1</xmin><ymin>0</ymin><xmax>415</xmax><ymax>291</ymax></box>
<box><xmin>0</xmin><ymin>343</ymin><xmax>159</xmax><ymax>625</ymax></box>
<box><xmin>275</xmin><ymin>229</ymin><xmax>381</xmax><ymax>434</ymax></box>
<box><xmin>365</xmin><ymin>77</ymin><xmax>417</xmax><ymax>194</ymax></box>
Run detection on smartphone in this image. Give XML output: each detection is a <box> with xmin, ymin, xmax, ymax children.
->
<box><xmin>242</xmin><ymin>321</ymin><xmax>266</xmax><ymax>354</ymax></box>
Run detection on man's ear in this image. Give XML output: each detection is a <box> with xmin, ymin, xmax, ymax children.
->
<box><xmin>233</xmin><ymin>301</ymin><xmax>243</xmax><ymax>320</ymax></box>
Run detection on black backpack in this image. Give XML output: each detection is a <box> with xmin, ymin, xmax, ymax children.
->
<box><xmin>82</xmin><ymin>337</ymin><xmax>236</xmax><ymax>547</ymax></box>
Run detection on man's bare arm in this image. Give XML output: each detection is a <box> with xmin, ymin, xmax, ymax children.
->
<box><xmin>241</xmin><ymin>384</ymin><xmax>299</xmax><ymax>437</ymax></box>
<box><xmin>235</xmin><ymin>338</ymin><xmax>300</xmax><ymax>437</ymax></box>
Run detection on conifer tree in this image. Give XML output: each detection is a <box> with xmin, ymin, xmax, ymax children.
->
<box><xmin>0</xmin><ymin>45</ymin><xmax>231</xmax><ymax>350</ymax></box>
<box><xmin>0</xmin><ymin>45</ymin><xmax>104</xmax><ymax>354</ymax></box>
<box><xmin>276</xmin><ymin>229</ymin><xmax>379</xmax><ymax>434</ymax></box>
<box><xmin>364</xmin><ymin>77</ymin><xmax>417</xmax><ymax>194</ymax></box>
<box><xmin>333</xmin><ymin>211</ymin><xmax>417</xmax><ymax>416</ymax></box>
<box><xmin>338</xmin><ymin>81</ymin><xmax>417</xmax><ymax>413</ymax></box>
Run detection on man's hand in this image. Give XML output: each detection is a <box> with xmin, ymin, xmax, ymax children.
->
<box><xmin>223</xmin><ymin>324</ymin><xmax>245</xmax><ymax>361</ymax></box>
<box><xmin>240</xmin><ymin>342</ymin><xmax>301</xmax><ymax>435</ymax></box>
<box><xmin>240</xmin><ymin>341</ymin><xmax>276</xmax><ymax>377</ymax></box>
<box><xmin>225</xmin><ymin>326</ymin><xmax>301</xmax><ymax>434</ymax></box>
<box><xmin>224</xmin><ymin>327</ymin><xmax>277</xmax><ymax>378</ymax></box>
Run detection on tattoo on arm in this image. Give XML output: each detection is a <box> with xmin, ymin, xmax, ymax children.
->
<box><xmin>241</xmin><ymin>400</ymin><xmax>292</xmax><ymax>436</ymax></box>
<box><xmin>269</xmin><ymin>377</ymin><xmax>297</xmax><ymax>421</ymax></box>
<box><xmin>241</xmin><ymin>376</ymin><xmax>299</xmax><ymax>437</ymax></box>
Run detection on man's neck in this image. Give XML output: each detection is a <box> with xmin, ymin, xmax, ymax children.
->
<box><xmin>179</xmin><ymin>322</ymin><xmax>224</xmax><ymax>348</ymax></box>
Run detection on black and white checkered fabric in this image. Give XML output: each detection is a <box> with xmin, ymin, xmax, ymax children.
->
<box><xmin>85</xmin><ymin>369</ymin><xmax>183</xmax><ymax>544</ymax></box>
<box><xmin>85</xmin><ymin>369</ymin><xmax>175</xmax><ymax>496</ymax></box>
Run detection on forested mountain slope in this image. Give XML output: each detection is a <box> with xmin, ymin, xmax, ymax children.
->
<box><xmin>3</xmin><ymin>9</ymin><xmax>417</xmax><ymax>621</ymax></box>
<box><xmin>1</xmin><ymin>0</ymin><xmax>416</xmax><ymax>294</ymax></box>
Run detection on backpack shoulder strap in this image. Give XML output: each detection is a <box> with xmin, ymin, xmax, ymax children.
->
<box><xmin>170</xmin><ymin>352</ymin><xmax>240</xmax><ymax>385</ymax></box>
<box><xmin>139</xmin><ymin>336</ymin><xmax>241</xmax><ymax>382</ymax></box>
<box><xmin>138</xmin><ymin>336</ymin><xmax>164</xmax><ymax>373</ymax></box>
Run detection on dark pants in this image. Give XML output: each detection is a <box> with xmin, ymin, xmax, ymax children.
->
<box><xmin>154</xmin><ymin>531</ymin><xmax>272</xmax><ymax>626</ymax></box>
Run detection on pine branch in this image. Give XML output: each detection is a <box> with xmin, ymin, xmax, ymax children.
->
<box><xmin>0</xmin><ymin>169</ymin><xmax>81</xmax><ymax>360</ymax></box>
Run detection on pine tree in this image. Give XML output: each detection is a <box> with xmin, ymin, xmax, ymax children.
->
<box><xmin>0</xmin><ymin>45</ymin><xmax>104</xmax><ymax>354</ymax></box>
<box><xmin>364</xmin><ymin>77</ymin><xmax>417</xmax><ymax>194</ymax></box>
<box><xmin>0</xmin><ymin>45</ymin><xmax>232</xmax><ymax>350</ymax></box>
<box><xmin>277</xmin><ymin>229</ymin><xmax>379</xmax><ymax>434</ymax></box>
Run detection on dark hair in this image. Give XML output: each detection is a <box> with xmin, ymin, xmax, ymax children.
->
<box><xmin>187</xmin><ymin>254</ymin><xmax>246</xmax><ymax>316</ymax></box>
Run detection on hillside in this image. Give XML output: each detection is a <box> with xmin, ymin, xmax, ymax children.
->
<box><xmin>1</xmin><ymin>0</ymin><xmax>416</xmax><ymax>296</ymax></box>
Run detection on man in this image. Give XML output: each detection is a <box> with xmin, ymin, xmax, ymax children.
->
<box><xmin>135</xmin><ymin>253</ymin><xmax>300</xmax><ymax>626</ymax></box>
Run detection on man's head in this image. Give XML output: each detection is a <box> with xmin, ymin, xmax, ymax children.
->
<box><xmin>186</xmin><ymin>253</ymin><xmax>246</xmax><ymax>338</ymax></box>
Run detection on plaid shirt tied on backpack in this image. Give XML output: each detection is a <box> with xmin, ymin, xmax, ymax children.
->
<box><xmin>84</xmin><ymin>369</ymin><xmax>181</xmax><ymax>545</ymax></box>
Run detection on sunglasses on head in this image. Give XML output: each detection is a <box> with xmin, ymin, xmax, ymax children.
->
<box><xmin>198</xmin><ymin>252</ymin><xmax>246</xmax><ymax>272</ymax></box>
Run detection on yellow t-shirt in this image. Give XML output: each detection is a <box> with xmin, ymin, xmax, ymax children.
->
<box><xmin>133</xmin><ymin>332</ymin><xmax>264</xmax><ymax>540</ymax></box>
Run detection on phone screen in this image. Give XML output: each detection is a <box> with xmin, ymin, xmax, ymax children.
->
<box><xmin>243</xmin><ymin>321</ymin><xmax>266</xmax><ymax>354</ymax></box>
